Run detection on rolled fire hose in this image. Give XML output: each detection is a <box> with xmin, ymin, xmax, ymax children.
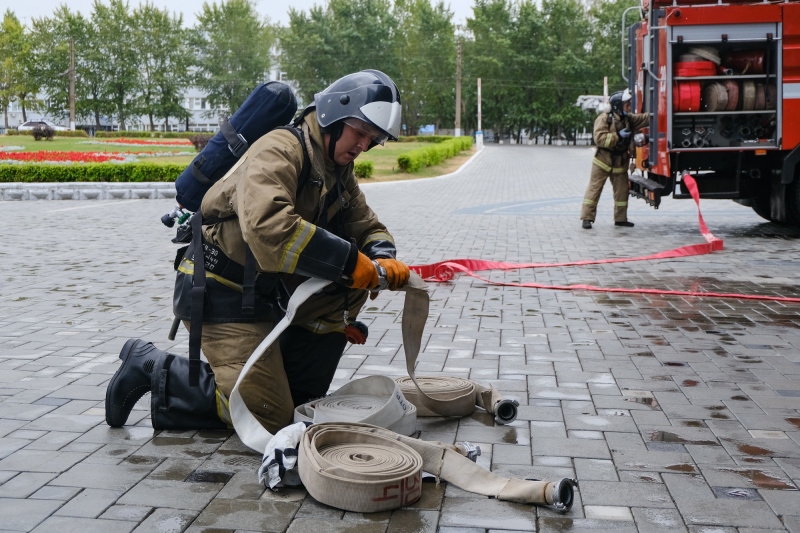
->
<box><xmin>395</xmin><ymin>376</ymin><xmax>519</xmax><ymax>424</ymax></box>
<box><xmin>293</xmin><ymin>374</ymin><xmax>418</xmax><ymax>436</ymax></box>
<box><xmin>299</xmin><ymin>422</ymin><xmax>577</xmax><ymax>513</ymax></box>
<box><xmin>228</xmin><ymin>274</ymin><xmax>576</xmax><ymax>511</ymax></box>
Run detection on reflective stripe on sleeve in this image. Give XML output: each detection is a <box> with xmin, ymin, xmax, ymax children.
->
<box><xmin>279</xmin><ymin>220</ymin><xmax>316</xmax><ymax>274</ymax></box>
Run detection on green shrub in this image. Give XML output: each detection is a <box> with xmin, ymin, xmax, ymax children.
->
<box><xmin>55</xmin><ymin>129</ymin><xmax>90</xmax><ymax>138</ymax></box>
<box><xmin>354</xmin><ymin>160</ymin><xmax>374</xmax><ymax>179</ymax></box>
<box><xmin>8</xmin><ymin>129</ymin><xmax>93</xmax><ymax>138</ymax></box>
<box><xmin>0</xmin><ymin>163</ymin><xmax>183</xmax><ymax>183</ymax></box>
<box><xmin>189</xmin><ymin>134</ymin><xmax>214</xmax><ymax>151</ymax></box>
<box><xmin>96</xmin><ymin>131</ymin><xmax>215</xmax><ymax>139</ymax></box>
<box><xmin>397</xmin><ymin>136</ymin><xmax>473</xmax><ymax>173</ymax></box>
<box><xmin>32</xmin><ymin>125</ymin><xmax>55</xmax><ymax>141</ymax></box>
<box><xmin>397</xmin><ymin>135</ymin><xmax>453</xmax><ymax>143</ymax></box>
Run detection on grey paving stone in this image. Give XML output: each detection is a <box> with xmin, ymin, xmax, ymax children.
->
<box><xmin>130</xmin><ymin>508</ymin><xmax>196</xmax><ymax>532</ymax></box>
<box><xmin>759</xmin><ymin>488</ymin><xmax>800</xmax><ymax>516</ymax></box>
<box><xmin>439</xmin><ymin>497</ymin><xmax>536</xmax><ymax>530</ymax></box>
<box><xmin>579</xmin><ymin>480</ymin><xmax>674</xmax><ymax>508</ymax></box>
<box><xmin>631</xmin><ymin>507</ymin><xmax>688</xmax><ymax>533</ymax></box>
<box><xmin>118</xmin><ymin>479</ymin><xmax>222</xmax><ymax>510</ymax></box>
<box><xmin>0</xmin><ymin>497</ymin><xmax>63</xmax><ymax>531</ymax></box>
<box><xmin>386</xmin><ymin>508</ymin><xmax>439</xmax><ymax>533</ymax></box>
<box><xmin>192</xmin><ymin>498</ymin><xmax>302</xmax><ymax>531</ymax></box>
<box><xmin>0</xmin><ymin>472</ymin><xmax>57</xmax><ymax>498</ymax></box>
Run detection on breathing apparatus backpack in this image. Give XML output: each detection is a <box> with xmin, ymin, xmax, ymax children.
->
<box><xmin>162</xmin><ymin>81</ymin><xmax>312</xmax><ymax>386</ymax></box>
<box><xmin>172</xmin><ymin>81</ymin><xmax>299</xmax><ymax>215</ymax></box>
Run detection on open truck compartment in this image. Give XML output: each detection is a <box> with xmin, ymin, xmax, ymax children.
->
<box><xmin>669</xmin><ymin>23</ymin><xmax>781</xmax><ymax>151</ymax></box>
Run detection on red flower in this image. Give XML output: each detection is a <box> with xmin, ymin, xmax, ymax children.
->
<box><xmin>0</xmin><ymin>151</ymin><xmax>125</xmax><ymax>163</ymax></box>
<box><xmin>97</xmin><ymin>137</ymin><xmax>192</xmax><ymax>146</ymax></box>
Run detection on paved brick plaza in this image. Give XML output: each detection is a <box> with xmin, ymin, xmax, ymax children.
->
<box><xmin>1</xmin><ymin>144</ymin><xmax>799</xmax><ymax>532</ymax></box>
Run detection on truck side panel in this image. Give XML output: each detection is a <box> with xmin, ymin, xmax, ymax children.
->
<box><xmin>783</xmin><ymin>3</ymin><xmax>800</xmax><ymax>149</ymax></box>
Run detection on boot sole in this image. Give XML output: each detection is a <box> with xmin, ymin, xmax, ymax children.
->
<box><xmin>105</xmin><ymin>338</ymin><xmax>150</xmax><ymax>427</ymax></box>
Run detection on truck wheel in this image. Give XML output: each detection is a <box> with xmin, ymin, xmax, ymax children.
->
<box><xmin>786</xmin><ymin>178</ymin><xmax>800</xmax><ymax>227</ymax></box>
<box><xmin>751</xmin><ymin>194</ymin><xmax>772</xmax><ymax>221</ymax></box>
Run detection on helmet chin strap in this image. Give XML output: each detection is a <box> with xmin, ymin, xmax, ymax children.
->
<box><xmin>328</xmin><ymin>122</ymin><xmax>344</xmax><ymax>165</ymax></box>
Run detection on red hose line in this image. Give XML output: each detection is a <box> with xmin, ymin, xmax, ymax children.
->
<box><xmin>410</xmin><ymin>175</ymin><xmax>800</xmax><ymax>304</ymax></box>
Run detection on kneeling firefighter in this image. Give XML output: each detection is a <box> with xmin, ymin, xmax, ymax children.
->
<box><xmin>105</xmin><ymin>69</ymin><xmax>411</xmax><ymax>434</ymax></box>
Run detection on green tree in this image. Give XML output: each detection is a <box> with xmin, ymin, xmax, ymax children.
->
<box><xmin>192</xmin><ymin>0</ymin><xmax>275</xmax><ymax>116</ymax></box>
<box><xmin>30</xmin><ymin>7</ymin><xmax>105</xmax><ymax>128</ymax></box>
<box><xmin>506</xmin><ymin>0</ymin><xmax>546</xmax><ymax>142</ymax></box>
<box><xmin>0</xmin><ymin>11</ymin><xmax>33</xmax><ymax>129</ymax></box>
<box><xmin>537</xmin><ymin>0</ymin><xmax>594</xmax><ymax>143</ymax></box>
<box><xmin>462</xmin><ymin>0</ymin><xmax>515</xmax><ymax>139</ymax></box>
<box><xmin>132</xmin><ymin>2</ymin><xmax>192</xmax><ymax>131</ymax></box>
<box><xmin>92</xmin><ymin>0</ymin><xmax>140</xmax><ymax>130</ymax></box>
<box><xmin>587</xmin><ymin>0</ymin><xmax>640</xmax><ymax>93</ymax></box>
<box><xmin>280</xmin><ymin>0</ymin><xmax>400</xmax><ymax>107</ymax></box>
<box><xmin>395</xmin><ymin>0</ymin><xmax>455</xmax><ymax>135</ymax></box>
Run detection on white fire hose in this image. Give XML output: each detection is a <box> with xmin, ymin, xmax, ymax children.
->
<box><xmin>228</xmin><ymin>273</ymin><xmax>577</xmax><ymax>512</ymax></box>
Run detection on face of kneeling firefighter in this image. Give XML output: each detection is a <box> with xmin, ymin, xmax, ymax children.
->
<box><xmin>105</xmin><ymin>70</ymin><xmax>412</xmax><ymax>435</ymax></box>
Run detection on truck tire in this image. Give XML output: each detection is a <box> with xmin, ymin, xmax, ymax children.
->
<box><xmin>786</xmin><ymin>178</ymin><xmax>800</xmax><ymax>227</ymax></box>
<box><xmin>751</xmin><ymin>195</ymin><xmax>772</xmax><ymax>222</ymax></box>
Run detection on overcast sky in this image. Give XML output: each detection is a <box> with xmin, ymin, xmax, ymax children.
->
<box><xmin>12</xmin><ymin>0</ymin><xmax>474</xmax><ymax>28</ymax></box>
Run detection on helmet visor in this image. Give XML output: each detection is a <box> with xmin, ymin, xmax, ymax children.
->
<box><xmin>343</xmin><ymin>118</ymin><xmax>389</xmax><ymax>146</ymax></box>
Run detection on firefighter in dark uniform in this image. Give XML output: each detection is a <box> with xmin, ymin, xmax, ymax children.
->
<box><xmin>105</xmin><ymin>70</ymin><xmax>410</xmax><ymax>434</ymax></box>
<box><xmin>580</xmin><ymin>89</ymin><xmax>648</xmax><ymax>229</ymax></box>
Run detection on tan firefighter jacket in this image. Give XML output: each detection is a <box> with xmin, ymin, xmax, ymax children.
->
<box><xmin>199</xmin><ymin>109</ymin><xmax>395</xmax><ymax>284</ymax></box>
<box><xmin>592</xmin><ymin>111</ymin><xmax>649</xmax><ymax>175</ymax></box>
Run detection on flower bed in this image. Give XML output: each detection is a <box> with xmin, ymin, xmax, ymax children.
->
<box><xmin>0</xmin><ymin>151</ymin><xmax>125</xmax><ymax>163</ymax></box>
<box><xmin>87</xmin><ymin>138</ymin><xmax>193</xmax><ymax>147</ymax></box>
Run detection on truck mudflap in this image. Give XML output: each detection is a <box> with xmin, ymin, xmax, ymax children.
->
<box><xmin>629</xmin><ymin>172</ymin><xmax>669</xmax><ymax>208</ymax></box>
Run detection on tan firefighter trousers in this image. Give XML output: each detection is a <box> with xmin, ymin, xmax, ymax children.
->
<box><xmin>187</xmin><ymin>287</ymin><xmax>368</xmax><ymax>434</ymax></box>
<box><xmin>580</xmin><ymin>160</ymin><xmax>630</xmax><ymax>223</ymax></box>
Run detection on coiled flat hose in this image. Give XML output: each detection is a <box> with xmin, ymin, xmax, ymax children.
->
<box><xmin>395</xmin><ymin>376</ymin><xmax>519</xmax><ymax>424</ymax></box>
<box><xmin>299</xmin><ymin>422</ymin><xmax>576</xmax><ymax>513</ymax></box>
<box><xmin>230</xmin><ymin>274</ymin><xmax>576</xmax><ymax>512</ymax></box>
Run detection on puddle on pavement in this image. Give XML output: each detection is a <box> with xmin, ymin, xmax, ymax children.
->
<box><xmin>664</xmin><ymin>362</ymin><xmax>688</xmax><ymax>367</ymax></box>
<box><xmin>223</xmin><ymin>456</ymin><xmax>261</xmax><ymax>468</ymax></box>
<box><xmin>787</xmin><ymin>418</ymin><xmax>800</xmax><ymax>430</ymax></box>
<box><xmin>681</xmin><ymin>420</ymin><xmax>705</xmax><ymax>428</ymax></box>
<box><xmin>682</xmin><ymin>379</ymin><xmax>699</xmax><ymax>387</ymax></box>
<box><xmin>126</xmin><ymin>456</ymin><xmax>159</xmax><ymax>465</ymax></box>
<box><xmin>186</xmin><ymin>470</ymin><xmax>234</xmax><ymax>484</ymax></box>
<box><xmin>737</xmin><ymin>444</ymin><xmax>773</xmax><ymax>456</ymax></box>
<box><xmin>650</xmin><ymin>431</ymin><xmax>717</xmax><ymax>446</ymax></box>
<box><xmin>731</xmin><ymin>395</ymin><xmax>749</xmax><ymax>401</ymax></box>
<box><xmin>724</xmin><ymin>469</ymin><xmax>795</xmax><ymax>489</ymax></box>
<box><xmin>666</xmin><ymin>464</ymin><xmax>696</xmax><ymax>472</ymax></box>
<box><xmin>502</xmin><ymin>428</ymin><xmax>519</xmax><ymax>444</ymax></box>
<box><xmin>625</xmin><ymin>397</ymin><xmax>659</xmax><ymax>408</ymax></box>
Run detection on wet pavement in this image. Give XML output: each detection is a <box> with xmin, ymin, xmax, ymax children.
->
<box><xmin>1</xmin><ymin>143</ymin><xmax>800</xmax><ymax>532</ymax></box>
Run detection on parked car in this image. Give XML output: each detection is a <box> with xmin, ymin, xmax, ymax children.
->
<box><xmin>18</xmin><ymin>120</ymin><xmax>67</xmax><ymax>132</ymax></box>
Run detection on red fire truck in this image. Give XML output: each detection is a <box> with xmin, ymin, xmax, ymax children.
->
<box><xmin>624</xmin><ymin>0</ymin><xmax>800</xmax><ymax>225</ymax></box>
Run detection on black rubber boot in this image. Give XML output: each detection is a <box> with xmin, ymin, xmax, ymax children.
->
<box><xmin>150</xmin><ymin>352</ymin><xmax>228</xmax><ymax>430</ymax></box>
<box><xmin>106</xmin><ymin>339</ymin><xmax>167</xmax><ymax>427</ymax></box>
<box><xmin>582</xmin><ymin>220</ymin><xmax>592</xmax><ymax>229</ymax></box>
<box><xmin>279</xmin><ymin>325</ymin><xmax>348</xmax><ymax>406</ymax></box>
<box><xmin>615</xmin><ymin>220</ymin><xmax>635</xmax><ymax>227</ymax></box>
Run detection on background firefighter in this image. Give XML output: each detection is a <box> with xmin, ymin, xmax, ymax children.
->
<box><xmin>580</xmin><ymin>89</ymin><xmax>648</xmax><ymax>229</ymax></box>
<box><xmin>105</xmin><ymin>70</ymin><xmax>411</xmax><ymax>435</ymax></box>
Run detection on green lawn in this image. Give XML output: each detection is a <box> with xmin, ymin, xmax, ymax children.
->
<box><xmin>0</xmin><ymin>135</ymin><xmax>476</xmax><ymax>179</ymax></box>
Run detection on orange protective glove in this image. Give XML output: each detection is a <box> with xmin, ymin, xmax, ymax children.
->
<box><xmin>375</xmin><ymin>258</ymin><xmax>410</xmax><ymax>290</ymax></box>
<box><xmin>349</xmin><ymin>252</ymin><xmax>379</xmax><ymax>290</ymax></box>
